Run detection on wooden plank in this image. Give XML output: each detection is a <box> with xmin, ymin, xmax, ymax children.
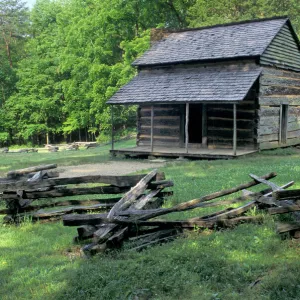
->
<box><xmin>208</xmin><ymin>117</ymin><xmax>255</xmax><ymax>129</ymax></box>
<box><xmin>2</xmin><ymin>186</ymin><xmax>130</xmax><ymax>199</ymax></box>
<box><xmin>202</xmin><ymin>104</ymin><xmax>207</xmax><ymax>147</ymax></box>
<box><xmin>0</xmin><ymin>199</ymin><xmax>118</xmax><ymax>214</ymax></box>
<box><xmin>260</xmin><ymin>85</ymin><xmax>300</xmax><ymax>96</ymax></box>
<box><xmin>259</xmin><ymin>107</ymin><xmax>280</xmax><ymax>117</ymax></box>
<box><xmin>259</xmin><ymin>116</ymin><xmax>279</xmax><ymax>127</ymax></box>
<box><xmin>259</xmin><ymin>138</ymin><xmax>300</xmax><ymax>150</ymax></box>
<box><xmin>262</xmin><ymin>67</ymin><xmax>300</xmax><ymax>80</ymax></box>
<box><xmin>268</xmin><ymin>205</ymin><xmax>300</xmax><ymax>215</ymax></box>
<box><xmin>140</xmin><ymin>107</ymin><xmax>180</xmax><ymax>117</ymax></box>
<box><xmin>206</xmin><ymin>201</ymin><xmax>256</xmax><ymax>220</ymax></box>
<box><xmin>140</xmin><ymin>116</ymin><xmax>180</xmax><ymax>127</ymax></box>
<box><xmin>185</xmin><ymin>103</ymin><xmax>189</xmax><ymax>153</ymax></box>
<box><xmin>0</xmin><ymin>173</ymin><xmax>164</xmax><ymax>191</ymax></box>
<box><xmin>261</xmin><ymin>75</ymin><xmax>300</xmax><ymax>88</ymax></box>
<box><xmin>273</xmin><ymin>189</ymin><xmax>300</xmax><ymax>200</ymax></box>
<box><xmin>208</xmin><ymin>128</ymin><xmax>255</xmax><ymax>139</ymax></box>
<box><xmin>233</xmin><ymin>104</ymin><xmax>237</xmax><ymax>156</ymax></box>
<box><xmin>150</xmin><ymin>105</ymin><xmax>154</xmax><ymax>152</ymax></box>
<box><xmin>136</xmin><ymin>173</ymin><xmax>277</xmax><ymax>221</ymax></box>
<box><xmin>276</xmin><ymin>222</ymin><xmax>300</xmax><ymax>234</ymax></box>
<box><xmin>249</xmin><ymin>174</ymin><xmax>282</xmax><ymax>191</ymax></box>
<box><xmin>260</xmin><ymin>58</ymin><xmax>300</xmax><ymax>72</ymax></box>
<box><xmin>259</xmin><ymin>96</ymin><xmax>300</xmax><ymax>106</ymax></box>
<box><xmin>111</xmin><ymin>105</ymin><xmax>114</xmax><ymax>151</ymax></box>
<box><xmin>1</xmin><ymin>180</ymin><xmax>171</xmax><ymax>200</ymax></box>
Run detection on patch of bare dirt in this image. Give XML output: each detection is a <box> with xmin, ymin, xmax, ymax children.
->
<box><xmin>57</xmin><ymin>160</ymin><xmax>166</xmax><ymax>177</ymax></box>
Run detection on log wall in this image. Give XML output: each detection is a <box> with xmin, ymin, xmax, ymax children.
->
<box><xmin>258</xmin><ymin>67</ymin><xmax>300</xmax><ymax>150</ymax></box>
<box><xmin>137</xmin><ymin>105</ymin><xmax>182</xmax><ymax>147</ymax></box>
<box><xmin>206</xmin><ymin>87</ymin><xmax>258</xmax><ymax>149</ymax></box>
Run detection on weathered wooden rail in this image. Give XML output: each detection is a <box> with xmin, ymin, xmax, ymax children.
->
<box><xmin>0</xmin><ymin>164</ymin><xmax>172</xmax><ymax>224</ymax></box>
<box><xmin>62</xmin><ymin>171</ymin><xmax>300</xmax><ymax>257</ymax></box>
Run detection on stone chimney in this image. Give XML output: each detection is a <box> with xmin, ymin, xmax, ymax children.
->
<box><xmin>150</xmin><ymin>28</ymin><xmax>172</xmax><ymax>46</ymax></box>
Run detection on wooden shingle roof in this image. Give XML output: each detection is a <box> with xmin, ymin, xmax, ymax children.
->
<box><xmin>108</xmin><ymin>63</ymin><xmax>261</xmax><ymax>104</ymax></box>
<box><xmin>133</xmin><ymin>17</ymin><xmax>288</xmax><ymax>67</ymax></box>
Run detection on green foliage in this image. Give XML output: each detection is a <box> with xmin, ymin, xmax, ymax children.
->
<box><xmin>188</xmin><ymin>0</ymin><xmax>300</xmax><ymax>34</ymax></box>
<box><xmin>0</xmin><ymin>0</ymin><xmax>300</xmax><ymax>145</ymax></box>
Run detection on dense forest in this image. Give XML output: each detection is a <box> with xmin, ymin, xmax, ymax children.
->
<box><xmin>0</xmin><ymin>0</ymin><xmax>299</xmax><ymax>146</ymax></box>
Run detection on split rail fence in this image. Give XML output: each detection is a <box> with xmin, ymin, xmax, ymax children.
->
<box><xmin>0</xmin><ymin>164</ymin><xmax>172</xmax><ymax>224</ymax></box>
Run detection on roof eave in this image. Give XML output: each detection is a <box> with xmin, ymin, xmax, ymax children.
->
<box><xmin>132</xmin><ymin>55</ymin><xmax>260</xmax><ymax>68</ymax></box>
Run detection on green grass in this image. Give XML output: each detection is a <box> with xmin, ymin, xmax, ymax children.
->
<box><xmin>1</xmin><ymin>147</ymin><xmax>300</xmax><ymax>299</ymax></box>
<box><xmin>0</xmin><ymin>139</ymin><xmax>136</xmax><ymax>177</ymax></box>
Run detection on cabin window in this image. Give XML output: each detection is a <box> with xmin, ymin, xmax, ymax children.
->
<box><xmin>280</xmin><ymin>104</ymin><xmax>288</xmax><ymax>144</ymax></box>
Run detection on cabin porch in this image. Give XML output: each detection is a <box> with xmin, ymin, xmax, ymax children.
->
<box><xmin>110</xmin><ymin>146</ymin><xmax>257</xmax><ymax>159</ymax></box>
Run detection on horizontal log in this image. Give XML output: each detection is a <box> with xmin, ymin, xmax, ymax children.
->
<box><xmin>276</xmin><ymin>222</ymin><xmax>300</xmax><ymax>234</ymax></box>
<box><xmin>208</xmin><ymin>117</ymin><xmax>256</xmax><ymax>129</ymax></box>
<box><xmin>258</xmin><ymin>125</ymin><xmax>279</xmax><ymax>135</ymax></box>
<box><xmin>205</xmin><ymin>201</ymin><xmax>256</xmax><ymax>220</ymax></box>
<box><xmin>7</xmin><ymin>164</ymin><xmax>57</xmax><ymax>178</ymax></box>
<box><xmin>259</xmin><ymin>137</ymin><xmax>300</xmax><ymax>150</ymax></box>
<box><xmin>259</xmin><ymin>96</ymin><xmax>300</xmax><ymax>106</ymax></box>
<box><xmin>260</xmin><ymin>75</ymin><xmax>300</xmax><ymax>88</ymax></box>
<box><xmin>273</xmin><ymin>189</ymin><xmax>300</xmax><ymax>200</ymax></box>
<box><xmin>260</xmin><ymin>58</ymin><xmax>300</xmax><ymax>72</ymax></box>
<box><xmin>2</xmin><ymin>186</ymin><xmax>130</xmax><ymax>199</ymax></box>
<box><xmin>1</xmin><ymin>180</ymin><xmax>172</xmax><ymax>200</ymax></box>
<box><xmin>260</xmin><ymin>85</ymin><xmax>300</xmax><ymax>96</ymax></box>
<box><xmin>259</xmin><ymin>107</ymin><xmax>280</xmax><ymax>117</ymax></box>
<box><xmin>207</xmin><ymin>109</ymin><xmax>255</xmax><ymax>119</ymax></box>
<box><xmin>257</xmin><ymin>133</ymin><xmax>278</xmax><ymax>143</ymax></box>
<box><xmin>208</xmin><ymin>128</ymin><xmax>255</xmax><ymax>139</ymax></box>
<box><xmin>140</xmin><ymin>108</ymin><xmax>180</xmax><ymax>117</ymax></box>
<box><xmin>262</xmin><ymin>67</ymin><xmax>300</xmax><ymax>80</ymax></box>
<box><xmin>0</xmin><ymin>173</ymin><xmax>165</xmax><ymax>191</ymax></box>
<box><xmin>0</xmin><ymin>199</ymin><xmax>117</xmax><ymax>214</ymax></box>
<box><xmin>259</xmin><ymin>116</ymin><xmax>279</xmax><ymax>127</ymax></box>
<box><xmin>140</xmin><ymin>116</ymin><xmax>180</xmax><ymax>127</ymax></box>
<box><xmin>31</xmin><ymin>204</ymin><xmax>114</xmax><ymax>219</ymax></box>
<box><xmin>140</xmin><ymin>126</ymin><xmax>180</xmax><ymax>136</ymax></box>
<box><xmin>268</xmin><ymin>205</ymin><xmax>300</xmax><ymax>215</ymax></box>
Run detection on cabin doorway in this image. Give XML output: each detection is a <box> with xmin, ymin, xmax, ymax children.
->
<box><xmin>188</xmin><ymin>103</ymin><xmax>203</xmax><ymax>144</ymax></box>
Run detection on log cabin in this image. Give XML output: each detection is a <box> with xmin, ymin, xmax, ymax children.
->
<box><xmin>108</xmin><ymin>16</ymin><xmax>300</xmax><ymax>159</ymax></box>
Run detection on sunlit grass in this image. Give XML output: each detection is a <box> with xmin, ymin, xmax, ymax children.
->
<box><xmin>1</xmin><ymin>147</ymin><xmax>300</xmax><ymax>299</ymax></box>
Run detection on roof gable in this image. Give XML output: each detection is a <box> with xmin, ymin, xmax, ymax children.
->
<box><xmin>261</xmin><ymin>23</ymin><xmax>300</xmax><ymax>71</ymax></box>
<box><xmin>133</xmin><ymin>17</ymin><xmax>288</xmax><ymax>67</ymax></box>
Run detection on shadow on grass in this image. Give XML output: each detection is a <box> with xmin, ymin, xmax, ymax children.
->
<box><xmin>50</xmin><ymin>221</ymin><xmax>300</xmax><ymax>300</ymax></box>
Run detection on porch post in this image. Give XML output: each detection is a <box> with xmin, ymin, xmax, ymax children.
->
<box><xmin>111</xmin><ymin>105</ymin><xmax>114</xmax><ymax>151</ymax></box>
<box><xmin>202</xmin><ymin>104</ymin><xmax>207</xmax><ymax>147</ymax></box>
<box><xmin>233</xmin><ymin>103</ymin><xmax>237</xmax><ymax>156</ymax></box>
<box><xmin>185</xmin><ymin>103</ymin><xmax>189</xmax><ymax>153</ymax></box>
<box><xmin>150</xmin><ymin>105</ymin><xmax>154</xmax><ymax>152</ymax></box>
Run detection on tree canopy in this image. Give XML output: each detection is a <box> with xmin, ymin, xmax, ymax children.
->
<box><xmin>0</xmin><ymin>0</ymin><xmax>299</xmax><ymax>145</ymax></box>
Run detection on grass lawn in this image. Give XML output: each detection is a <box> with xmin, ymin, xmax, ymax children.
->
<box><xmin>1</xmin><ymin>144</ymin><xmax>300</xmax><ymax>300</ymax></box>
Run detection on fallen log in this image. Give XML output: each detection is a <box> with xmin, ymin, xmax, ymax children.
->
<box><xmin>7</xmin><ymin>164</ymin><xmax>57</xmax><ymax>179</ymax></box>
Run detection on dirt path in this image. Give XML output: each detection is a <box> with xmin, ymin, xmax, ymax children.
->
<box><xmin>57</xmin><ymin>160</ymin><xmax>166</xmax><ymax>177</ymax></box>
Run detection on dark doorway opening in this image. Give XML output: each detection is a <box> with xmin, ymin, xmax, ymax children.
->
<box><xmin>188</xmin><ymin>104</ymin><xmax>202</xmax><ymax>143</ymax></box>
